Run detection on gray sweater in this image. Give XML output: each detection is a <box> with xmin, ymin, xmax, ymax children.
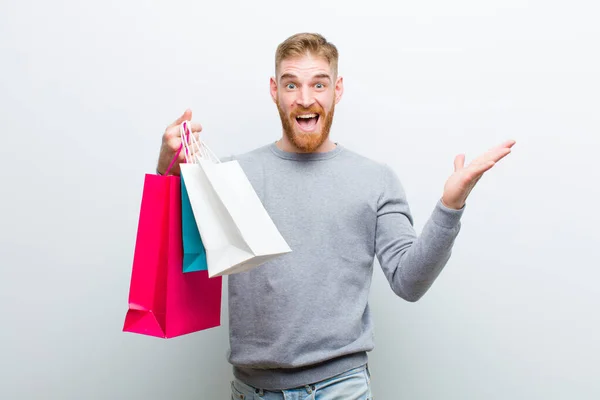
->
<box><xmin>226</xmin><ymin>142</ymin><xmax>464</xmax><ymax>390</ymax></box>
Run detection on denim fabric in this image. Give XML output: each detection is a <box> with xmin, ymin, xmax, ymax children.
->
<box><xmin>230</xmin><ymin>365</ymin><xmax>373</xmax><ymax>400</ymax></box>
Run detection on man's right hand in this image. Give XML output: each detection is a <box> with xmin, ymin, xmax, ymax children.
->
<box><xmin>156</xmin><ymin>109</ymin><xmax>202</xmax><ymax>176</ymax></box>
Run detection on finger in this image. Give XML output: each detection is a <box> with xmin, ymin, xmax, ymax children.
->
<box><xmin>454</xmin><ymin>154</ymin><xmax>465</xmax><ymax>171</ymax></box>
<box><xmin>493</xmin><ymin>147</ymin><xmax>512</xmax><ymax>163</ymax></box>
<box><xmin>166</xmin><ymin>135</ymin><xmax>182</xmax><ymax>152</ymax></box>
<box><xmin>469</xmin><ymin>160</ymin><xmax>495</xmax><ymax>177</ymax></box>
<box><xmin>164</xmin><ymin>111</ymin><xmax>193</xmax><ymax>140</ymax></box>
<box><xmin>189</xmin><ymin>122</ymin><xmax>203</xmax><ymax>133</ymax></box>
<box><xmin>484</xmin><ymin>147</ymin><xmax>512</xmax><ymax>164</ymax></box>
<box><xmin>168</xmin><ymin>109</ymin><xmax>193</xmax><ymax>129</ymax></box>
<box><xmin>500</xmin><ymin>139</ymin><xmax>516</xmax><ymax>149</ymax></box>
<box><xmin>180</xmin><ymin>128</ymin><xmax>200</xmax><ymax>148</ymax></box>
<box><xmin>181</xmin><ymin>120</ymin><xmax>193</xmax><ymax>138</ymax></box>
<box><xmin>190</xmin><ymin>132</ymin><xmax>201</xmax><ymax>150</ymax></box>
<box><xmin>487</xmin><ymin>140</ymin><xmax>515</xmax><ymax>159</ymax></box>
<box><xmin>178</xmin><ymin>149</ymin><xmax>187</xmax><ymax>163</ymax></box>
<box><xmin>471</xmin><ymin>146</ymin><xmax>511</xmax><ymax>166</ymax></box>
<box><xmin>487</xmin><ymin>139</ymin><xmax>516</xmax><ymax>153</ymax></box>
<box><xmin>476</xmin><ymin>139</ymin><xmax>515</xmax><ymax>159</ymax></box>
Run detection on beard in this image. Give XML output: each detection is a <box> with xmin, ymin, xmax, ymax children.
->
<box><xmin>276</xmin><ymin>98</ymin><xmax>335</xmax><ymax>152</ymax></box>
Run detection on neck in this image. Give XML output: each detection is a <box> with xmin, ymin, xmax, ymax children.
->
<box><xmin>276</xmin><ymin>136</ymin><xmax>337</xmax><ymax>154</ymax></box>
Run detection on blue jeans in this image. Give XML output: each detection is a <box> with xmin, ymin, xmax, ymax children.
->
<box><xmin>230</xmin><ymin>364</ymin><xmax>373</xmax><ymax>400</ymax></box>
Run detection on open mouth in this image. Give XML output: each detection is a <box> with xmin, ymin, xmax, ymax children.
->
<box><xmin>295</xmin><ymin>113</ymin><xmax>320</xmax><ymax>132</ymax></box>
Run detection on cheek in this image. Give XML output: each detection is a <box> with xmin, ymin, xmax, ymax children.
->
<box><xmin>277</xmin><ymin>93</ymin><xmax>294</xmax><ymax>109</ymax></box>
<box><xmin>278</xmin><ymin>103</ymin><xmax>292</xmax><ymax>115</ymax></box>
<box><xmin>317</xmin><ymin>92</ymin><xmax>335</xmax><ymax>109</ymax></box>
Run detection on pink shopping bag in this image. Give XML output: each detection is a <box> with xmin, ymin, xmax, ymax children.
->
<box><xmin>123</xmin><ymin>142</ymin><xmax>222</xmax><ymax>338</ymax></box>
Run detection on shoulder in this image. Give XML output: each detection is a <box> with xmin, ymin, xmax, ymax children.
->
<box><xmin>219</xmin><ymin>143</ymin><xmax>273</xmax><ymax>163</ymax></box>
<box><xmin>338</xmin><ymin>146</ymin><xmax>408</xmax><ymax>204</ymax></box>
<box><xmin>338</xmin><ymin>145</ymin><xmax>397</xmax><ymax>180</ymax></box>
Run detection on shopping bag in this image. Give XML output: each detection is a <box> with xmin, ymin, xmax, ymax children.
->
<box><xmin>179</xmin><ymin>122</ymin><xmax>292</xmax><ymax>277</ymax></box>
<box><xmin>181</xmin><ymin>173</ymin><xmax>208</xmax><ymax>272</ymax></box>
<box><xmin>123</xmin><ymin>140</ymin><xmax>222</xmax><ymax>338</ymax></box>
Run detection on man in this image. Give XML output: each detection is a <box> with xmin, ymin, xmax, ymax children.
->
<box><xmin>156</xmin><ymin>33</ymin><xmax>515</xmax><ymax>399</ymax></box>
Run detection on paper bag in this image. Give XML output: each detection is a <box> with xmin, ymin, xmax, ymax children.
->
<box><xmin>123</xmin><ymin>145</ymin><xmax>222</xmax><ymax>338</ymax></box>
<box><xmin>179</xmin><ymin>127</ymin><xmax>291</xmax><ymax>277</ymax></box>
<box><xmin>181</xmin><ymin>175</ymin><xmax>208</xmax><ymax>272</ymax></box>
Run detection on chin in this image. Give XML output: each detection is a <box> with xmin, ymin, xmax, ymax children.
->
<box><xmin>290</xmin><ymin>130</ymin><xmax>328</xmax><ymax>152</ymax></box>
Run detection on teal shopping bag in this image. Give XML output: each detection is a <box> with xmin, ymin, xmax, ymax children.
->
<box><xmin>181</xmin><ymin>174</ymin><xmax>208</xmax><ymax>272</ymax></box>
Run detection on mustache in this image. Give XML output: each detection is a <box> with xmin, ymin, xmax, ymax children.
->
<box><xmin>290</xmin><ymin>105</ymin><xmax>324</xmax><ymax>117</ymax></box>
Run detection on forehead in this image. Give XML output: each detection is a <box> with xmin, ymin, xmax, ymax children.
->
<box><xmin>278</xmin><ymin>54</ymin><xmax>332</xmax><ymax>80</ymax></box>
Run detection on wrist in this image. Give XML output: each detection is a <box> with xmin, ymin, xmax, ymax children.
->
<box><xmin>441</xmin><ymin>197</ymin><xmax>464</xmax><ymax>210</ymax></box>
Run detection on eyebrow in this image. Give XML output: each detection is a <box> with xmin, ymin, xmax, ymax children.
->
<box><xmin>279</xmin><ymin>73</ymin><xmax>297</xmax><ymax>81</ymax></box>
<box><xmin>279</xmin><ymin>73</ymin><xmax>332</xmax><ymax>82</ymax></box>
<box><xmin>313</xmin><ymin>73</ymin><xmax>332</xmax><ymax>82</ymax></box>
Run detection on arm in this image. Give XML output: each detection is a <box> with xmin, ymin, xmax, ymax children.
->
<box><xmin>376</xmin><ymin>139</ymin><xmax>516</xmax><ymax>301</ymax></box>
<box><xmin>375</xmin><ymin>166</ymin><xmax>464</xmax><ymax>302</ymax></box>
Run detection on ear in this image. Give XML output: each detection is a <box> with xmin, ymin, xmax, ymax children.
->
<box><xmin>270</xmin><ymin>76</ymin><xmax>278</xmax><ymax>103</ymax></box>
<box><xmin>334</xmin><ymin>76</ymin><xmax>344</xmax><ymax>104</ymax></box>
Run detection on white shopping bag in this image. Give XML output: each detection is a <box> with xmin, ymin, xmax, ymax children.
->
<box><xmin>178</xmin><ymin>122</ymin><xmax>291</xmax><ymax>277</ymax></box>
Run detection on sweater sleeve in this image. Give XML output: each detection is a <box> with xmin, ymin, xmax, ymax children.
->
<box><xmin>375</xmin><ymin>164</ymin><xmax>464</xmax><ymax>302</ymax></box>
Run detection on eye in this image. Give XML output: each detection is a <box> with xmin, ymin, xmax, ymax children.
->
<box><xmin>315</xmin><ymin>83</ymin><xmax>324</xmax><ymax>89</ymax></box>
<box><xmin>286</xmin><ymin>83</ymin><xmax>296</xmax><ymax>90</ymax></box>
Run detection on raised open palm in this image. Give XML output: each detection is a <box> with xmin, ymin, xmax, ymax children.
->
<box><xmin>442</xmin><ymin>140</ymin><xmax>516</xmax><ymax>209</ymax></box>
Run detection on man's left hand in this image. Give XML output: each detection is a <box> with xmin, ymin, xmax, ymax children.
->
<box><xmin>441</xmin><ymin>140</ymin><xmax>516</xmax><ymax>210</ymax></box>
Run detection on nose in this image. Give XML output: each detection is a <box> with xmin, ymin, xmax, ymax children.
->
<box><xmin>296</xmin><ymin>86</ymin><xmax>315</xmax><ymax>108</ymax></box>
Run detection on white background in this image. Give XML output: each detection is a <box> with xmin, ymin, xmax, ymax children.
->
<box><xmin>1</xmin><ymin>0</ymin><xmax>598</xmax><ymax>398</ymax></box>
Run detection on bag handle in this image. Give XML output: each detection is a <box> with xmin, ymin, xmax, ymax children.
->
<box><xmin>180</xmin><ymin>121</ymin><xmax>194</xmax><ymax>164</ymax></box>
<box><xmin>161</xmin><ymin>120</ymin><xmax>192</xmax><ymax>175</ymax></box>
<box><xmin>164</xmin><ymin>143</ymin><xmax>183</xmax><ymax>176</ymax></box>
<box><xmin>180</xmin><ymin>121</ymin><xmax>221</xmax><ymax>164</ymax></box>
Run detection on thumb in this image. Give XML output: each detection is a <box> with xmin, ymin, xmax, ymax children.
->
<box><xmin>454</xmin><ymin>154</ymin><xmax>465</xmax><ymax>171</ymax></box>
<box><xmin>169</xmin><ymin>108</ymin><xmax>192</xmax><ymax>128</ymax></box>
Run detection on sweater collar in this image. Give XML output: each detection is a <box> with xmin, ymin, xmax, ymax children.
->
<box><xmin>269</xmin><ymin>141</ymin><xmax>343</xmax><ymax>161</ymax></box>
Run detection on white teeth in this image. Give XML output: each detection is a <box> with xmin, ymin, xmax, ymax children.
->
<box><xmin>297</xmin><ymin>114</ymin><xmax>317</xmax><ymax>119</ymax></box>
